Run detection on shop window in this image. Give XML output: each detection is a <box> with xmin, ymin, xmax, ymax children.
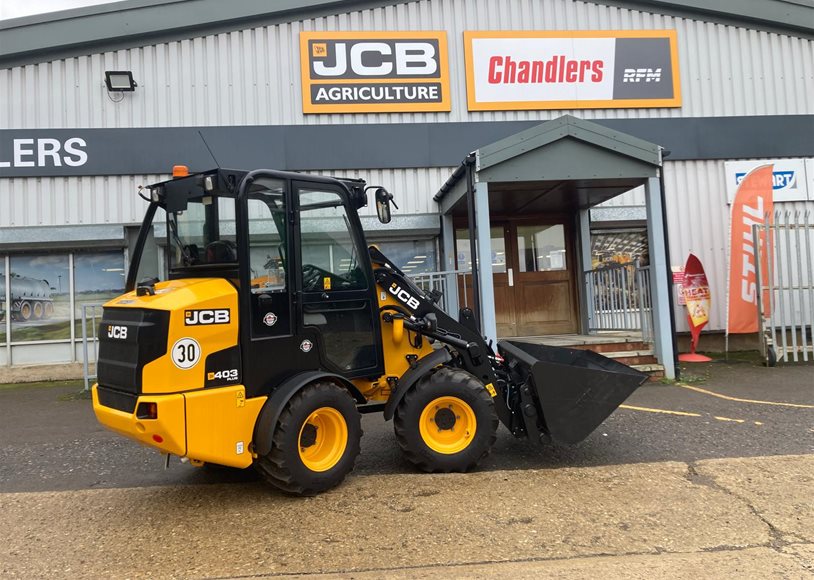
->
<box><xmin>371</xmin><ymin>239</ymin><xmax>438</xmax><ymax>275</ymax></box>
<box><xmin>517</xmin><ymin>224</ymin><xmax>566</xmax><ymax>272</ymax></box>
<box><xmin>455</xmin><ymin>227</ymin><xmax>506</xmax><ymax>273</ymax></box>
<box><xmin>591</xmin><ymin>230</ymin><xmax>649</xmax><ymax>269</ymax></box>
<box><xmin>74</xmin><ymin>251</ymin><xmax>126</xmax><ymax>339</ymax></box>
<box><xmin>9</xmin><ymin>254</ymin><xmax>71</xmax><ymax>342</ymax></box>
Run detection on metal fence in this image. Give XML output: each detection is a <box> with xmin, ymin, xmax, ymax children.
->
<box><xmin>81</xmin><ymin>303</ymin><xmax>104</xmax><ymax>392</ymax></box>
<box><xmin>409</xmin><ymin>270</ymin><xmax>471</xmax><ymax>316</ymax></box>
<box><xmin>755</xmin><ymin>210</ymin><xmax>814</xmax><ymax>364</ymax></box>
<box><xmin>585</xmin><ymin>261</ymin><xmax>654</xmax><ymax>342</ymax></box>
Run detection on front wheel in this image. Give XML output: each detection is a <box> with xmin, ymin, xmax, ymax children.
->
<box><xmin>394</xmin><ymin>367</ymin><xmax>498</xmax><ymax>473</ymax></box>
<box><xmin>255</xmin><ymin>382</ymin><xmax>362</xmax><ymax>495</ymax></box>
<box><xmin>18</xmin><ymin>301</ymin><xmax>32</xmax><ymax>321</ymax></box>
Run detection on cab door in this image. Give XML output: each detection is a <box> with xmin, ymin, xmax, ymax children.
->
<box><xmin>294</xmin><ymin>182</ymin><xmax>383</xmax><ymax>378</ymax></box>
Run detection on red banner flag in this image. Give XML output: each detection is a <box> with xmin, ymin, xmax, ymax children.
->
<box><xmin>726</xmin><ymin>165</ymin><xmax>774</xmax><ymax>334</ymax></box>
<box><xmin>680</xmin><ymin>253</ymin><xmax>712</xmax><ymax>362</ymax></box>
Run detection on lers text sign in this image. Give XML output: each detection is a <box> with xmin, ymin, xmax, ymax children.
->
<box><xmin>464</xmin><ymin>30</ymin><xmax>681</xmax><ymax>111</ymax></box>
<box><xmin>300</xmin><ymin>31</ymin><xmax>450</xmax><ymax>114</ymax></box>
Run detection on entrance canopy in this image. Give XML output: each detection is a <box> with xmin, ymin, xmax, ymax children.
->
<box><xmin>435</xmin><ymin>114</ymin><xmax>662</xmax><ymax>217</ymax></box>
<box><xmin>433</xmin><ymin>114</ymin><xmax>675</xmax><ymax>379</ymax></box>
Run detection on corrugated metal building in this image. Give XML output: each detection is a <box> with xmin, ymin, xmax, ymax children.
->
<box><xmin>0</xmin><ymin>0</ymin><xmax>812</xmax><ymax>370</ymax></box>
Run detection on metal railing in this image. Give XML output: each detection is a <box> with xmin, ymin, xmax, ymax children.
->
<box><xmin>409</xmin><ymin>270</ymin><xmax>471</xmax><ymax>316</ymax></box>
<box><xmin>585</xmin><ymin>260</ymin><xmax>654</xmax><ymax>342</ymax></box>
<box><xmin>81</xmin><ymin>303</ymin><xmax>104</xmax><ymax>392</ymax></box>
<box><xmin>755</xmin><ymin>210</ymin><xmax>814</xmax><ymax>364</ymax></box>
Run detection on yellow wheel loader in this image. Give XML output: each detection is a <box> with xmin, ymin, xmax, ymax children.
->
<box><xmin>93</xmin><ymin>167</ymin><xmax>647</xmax><ymax>495</ymax></box>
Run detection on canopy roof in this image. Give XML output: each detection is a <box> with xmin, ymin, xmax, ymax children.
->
<box><xmin>436</xmin><ymin>114</ymin><xmax>662</xmax><ymax>217</ymax></box>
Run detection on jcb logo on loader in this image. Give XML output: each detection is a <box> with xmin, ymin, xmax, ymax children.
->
<box><xmin>107</xmin><ymin>325</ymin><xmax>128</xmax><ymax>340</ymax></box>
<box><xmin>389</xmin><ymin>283</ymin><xmax>420</xmax><ymax>310</ymax></box>
<box><xmin>185</xmin><ymin>309</ymin><xmax>230</xmax><ymax>326</ymax></box>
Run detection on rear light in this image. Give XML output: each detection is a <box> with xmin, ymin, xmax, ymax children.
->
<box><xmin>136</xmin><ymin>402</ymin><xmax>158</xmax><ymax>419</ymax></box>
<box><xmin>152</xmin><ymin>434</ymin><xmax>164</xmax><ymax>443</ymax></box>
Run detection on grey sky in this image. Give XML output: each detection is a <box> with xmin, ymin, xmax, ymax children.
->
<box><xmin>0</xmin><ymin>0</ymin><xmax>124</xmax><ymax>20</ymax></box>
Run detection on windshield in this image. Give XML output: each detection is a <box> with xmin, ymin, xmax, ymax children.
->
<box><xmin>167</xmin><ymin>195</ymin><xmax>237</xmax><ymax>269</ymax></box>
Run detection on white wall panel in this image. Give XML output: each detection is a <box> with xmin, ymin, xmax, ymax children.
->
<box><xmin>596</xmin><ymin>185</ymin><xmax>646</xmax><ymax>208</ymax></box>
<box><xmin>0</xmin><ymin>168</ymin><xmax>450</xmax><ymax>227</ymax></box>
<box><xmin>1</xmin><ymin>0</ymin><xmax>812</xmax><ymax>130</ymax></box>
<box><xmin>663</xmin><ymin>159</ymin><xmax>814</xmax><ymax>332</ymax></box>
<box><xmin>309</xmin><ymin>166</ymin><xmax>457</xmax><ymax>218</ymax></box>
<box><xmin>0</xmin><ymin>174</ymin><xmax>165</xmax><ymax>227</ymax></box>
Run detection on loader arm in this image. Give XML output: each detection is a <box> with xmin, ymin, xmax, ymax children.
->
<box><xmin>369</xmin><ymin>246</ymin><xmax>525</xmax><ymax>437</ymax></box>
<box><xmin>368</xmin><ymin>245</ymin><xmax>648</xmax><ymax>445</ymax></box>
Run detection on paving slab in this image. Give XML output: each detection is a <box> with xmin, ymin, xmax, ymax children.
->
<box><xmin>0</xmin><ymin>459</ymin><xmax>776</xmax><ymax>579</ymax></box>
<box><xmin>275</xmin><ymin>547</ymin><xmax>811</xmax><ymax>580</ymax></box>
<box><xmin>695</xmin><ymin>454</ymin><xmax>814</xmax><ymax>543</ymax></box>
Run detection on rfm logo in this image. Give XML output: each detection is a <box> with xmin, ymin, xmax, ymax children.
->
<box><xmin>389</xmin><ymin>283</ymin><xmax>420</xmax><ymax>310</ymax></box>
<box><xmin>310</xmin><ymin>39</ymin><xmax>439</xmax><ymax>78</ymax></box>
<box><xmin>185</xmin><ymin>309</ymin><xmax>230</xmax><ymax>325</ymax></box>
<box><xmin>622</xmin><ymin>68</ymin><xmax>662</xmax><ymax>83</ymax></box>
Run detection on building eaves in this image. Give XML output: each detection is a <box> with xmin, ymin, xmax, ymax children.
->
<box><xmin>1</xmin><ymin>0</ymin><xmax>812</xmax><ymax>69</ymax></box>
<box><xmin>0</xmin><ymin>0</ymin><xmax>391</xmax><ymax>69</ymax></box>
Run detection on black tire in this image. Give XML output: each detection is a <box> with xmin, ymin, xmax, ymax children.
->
<box><xmin>394</xmin><ymin>367</ymin><xmax>498</xmax><ymax>473</ymax></box>
<box><xmin>766</xmin><ymin>347</ymin><xmax>777</xmax><ymax>367</ymax></box>
<box><xmin>255</xmin><ymin>382</ymin><xmax>362</xmax><ymax>495</ymax></box>
<box><xmin>32</xmin><ymin>301</ymin><xmax>44</xmax><ymax>320</ymax></box>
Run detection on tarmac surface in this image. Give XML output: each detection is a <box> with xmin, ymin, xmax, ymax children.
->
<box><xmin>0</xmin><ymin>356</ymin><xmax>812</xmax><ymax>578</ymax></box>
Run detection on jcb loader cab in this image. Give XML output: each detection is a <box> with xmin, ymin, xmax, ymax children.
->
<box><xmin>93</xmin><ymin>167</ymin><xmax>647</xmax><ymax>495</ymax></box>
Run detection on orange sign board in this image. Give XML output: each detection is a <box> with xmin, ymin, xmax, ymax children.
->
<box><xmin>463</xmin><ymin>30</ymin><xmax>681</xmax><ymax>111</ymax></box>
<box><xmin>300</xmin><ymin>31</ymin><xmax>451</xmax><ymax>114</ymax></box>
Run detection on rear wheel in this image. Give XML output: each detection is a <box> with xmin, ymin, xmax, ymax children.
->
<box><xmin>43</xmin><ymin>302</ymin><xmax>54</xmax><ymax>318</ymax></box>
<box><xmin>394</xmin><ymin>367</ymin><xmax>497</xmax><ymax>473</ymax></box>
<box><xmin>255</xmin><ymin>382</ymin><xmax>362</xmax><ymax>495</ymax></box>
<box><xmin>19</xmin><ymin>301</ymin><xmax>32</xmax><ymax>321</ymax></box>
<box><xmin>32</xmin><ymin>301</ymin><xmax>44</xmax><ymax>320</ymax></box>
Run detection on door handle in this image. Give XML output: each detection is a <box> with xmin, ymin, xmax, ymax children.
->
<box><xmin>321</xmin><ymin>292</ymin><xmax>330</xmax><ymax>300</ymax></box>
<box><xmin>508</xmin><ymin>268</ymin><xmax>514</xmax><ymax>287</ymax></box>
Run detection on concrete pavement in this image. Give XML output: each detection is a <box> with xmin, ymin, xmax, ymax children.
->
<box><xmin>0</xmin><ymin>455</ymin><xmax>812</xmax><ymax>578</ymax></box>
<box><xmin>0</xmin><ymin>357</ymin><xmax>812</xmax><ymax>578</ymax></box>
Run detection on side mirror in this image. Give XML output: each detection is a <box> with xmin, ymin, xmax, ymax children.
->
<box><xmin>375</xmin><ymin>187</ymin><xmax>397</xmax><ymax>224</ymax></box>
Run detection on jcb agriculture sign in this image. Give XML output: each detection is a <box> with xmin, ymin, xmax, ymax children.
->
<box><xmin>300</xmin><ymin>31</ymin><xmax>450</xmax><ymax>113</ymax></box>
<box><xmin>464</xmin><ymin>30</ymin><xmax>681</xmax><ymax>111</ymax></box>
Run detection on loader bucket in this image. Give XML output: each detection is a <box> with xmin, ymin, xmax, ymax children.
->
<box><xmin>498</xmin><ymin>340</ymin><xmax>648</xmax><ymax>445</ymax></box>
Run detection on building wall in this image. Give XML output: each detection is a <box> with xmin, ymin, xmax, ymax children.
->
<box><xmin>664</xmin><ymin>159</ymin><xmax>812</xmax><ymax>333</ymax></box>
<box><xmin>1</xmin><ymin>0</ymin><xmax>812</xmax><ymax>131</ymax></box>
<box><xmin>1</xmin><ymin>0</ymin><xmax>812</xmax><ymax>357</ymax></box>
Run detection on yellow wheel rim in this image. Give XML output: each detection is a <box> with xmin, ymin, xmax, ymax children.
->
<box><xmin>298</xmin><ymin>407</ymin><xmax>348</xmax><ymax>472</ymax></box>
<box><xmin>419</xmin><ymin>396</ymin><xmax>477</xmax><ymax>455</ymax></box>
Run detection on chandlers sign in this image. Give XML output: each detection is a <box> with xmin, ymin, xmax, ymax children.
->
<box><xmin>464</xmin><ymin>30</ymin><xmax>681</xmax><ymax>111</ymax></box>
<box><xmin>299</xmin><ymin>31</ymin><xmax>451</xmax><ymax>113</ymax></box>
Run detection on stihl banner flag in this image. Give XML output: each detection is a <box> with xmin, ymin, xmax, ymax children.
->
<box><xmin>727</xmin><ymin>165</ymin><xmax>774</xmax><ymax>334</ymax></box>
<box><xmin>464</xmin><ymin>30</ymin><xmax>681</xmax><ymax>111</ymax></box>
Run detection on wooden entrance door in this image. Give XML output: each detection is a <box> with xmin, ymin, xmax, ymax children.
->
<box><xmin>456</xmin><ymin>218</ymin><xmax>579</xmax><ymax>337</ymax></box>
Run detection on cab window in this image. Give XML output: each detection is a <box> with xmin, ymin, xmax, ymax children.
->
<box><xmin>298</xmin><ymin>188</ymin><xmax>367</xmax><ymax>292</ymax></box>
